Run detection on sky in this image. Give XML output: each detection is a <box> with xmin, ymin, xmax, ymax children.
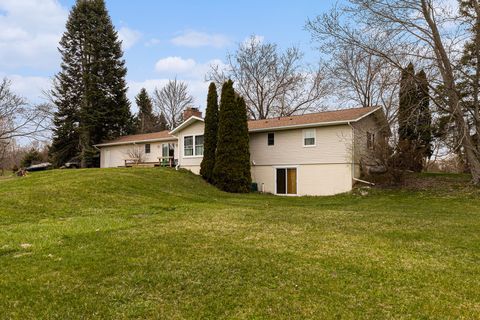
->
<box><xmin>0</xmin><ymin>0</ymin><xmax>331</xmax><ymax>112</ymax></box>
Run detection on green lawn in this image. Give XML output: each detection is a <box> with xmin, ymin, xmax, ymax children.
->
<box><xmin>1</xmin><ymin>169</ymin><xmax>479</xmax><ymax>319</ymax></box>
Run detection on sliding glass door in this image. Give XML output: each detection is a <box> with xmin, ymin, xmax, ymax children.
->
<box><xmin>276</xmin><ymin>168</ymin><xmax>297</xmax><ymax>195</ymax></box>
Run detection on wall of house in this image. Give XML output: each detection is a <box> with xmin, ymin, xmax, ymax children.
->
<box><xmin>99</xmin><ymin>140</ymin><xmax>178</xmax><ymax>168</ymax></box>
<box><xmin>177</xmin><ymin>121</ymin><xmax>205</xmax><ymax>172</ymax></box>
<box><xmin>249</xmin><ymin>125</ymin><xmax>353</xmax><ymax>166</ymax></box>
<box><xmin>251</xmin><ymin>163</ymin><xmax>352</xmax><ymax>196</ymax></box>
<box><xmin>352</xmin><ymin>114</ymin><xmax>385</xmax><ymax>178</ymax></box>
<box><xmin>249</xmin><ymin>125</ymin><xmax>355</xmax><ymax>195</ymax></box>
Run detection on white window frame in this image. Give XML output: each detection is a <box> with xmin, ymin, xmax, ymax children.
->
<box><xmin>303</xmin><ymin>128</ymin><xmax>316</xmax><ymax>147</ymax></box>
<box><xmin>274</xmin><ymin>166</ymin><xmax>299</xmax><ymax>196</ymax></box>
<box><xmin>267</xmin><ymin>132</ymin><xmax>275</xmax><ymax>146</ymax></box>
<box><xmin>183</xmin><ymin>134</ymin><xmax>204</xmax><ymax>158</ymax></box>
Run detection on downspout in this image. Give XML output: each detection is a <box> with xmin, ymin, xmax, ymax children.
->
<box><xmin>348</xmin><ymin>121</ymin><xmax>375</xmax><ymax>186</ymax></box>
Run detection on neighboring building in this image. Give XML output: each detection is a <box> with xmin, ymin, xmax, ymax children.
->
<box><xmin>96</xmin><ymin>106</ymin><xmax>389</xmax><ymax>196</ymax></box>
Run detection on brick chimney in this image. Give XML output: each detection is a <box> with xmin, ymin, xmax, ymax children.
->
<box><xmin>183</xmin><ymin>107</ymin><xmax>202</xmax><ymax>121</ymax></box>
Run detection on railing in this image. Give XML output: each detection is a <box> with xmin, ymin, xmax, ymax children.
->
<box><xmin>158</xmin><ymin>157</ymin><xmax>177</xmax><ymax>168</ymax></box>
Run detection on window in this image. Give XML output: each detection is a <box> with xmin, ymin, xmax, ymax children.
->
<box><xmin>276</xmin><ymin>168</ymin><xmax>297</xmax><ymax>195</ymax></box>
<box><xmin>267</xmin><ymin>132</ymin><xmax>275</xmax><ymax>146</ymax></box>
<box><xmin>162</xmin><ymin>144</ymin><xmax>169</xmax><ymax>158</ymax></box>
<box><xmin>145</xmin><ymin>144</ymin><xmax>151</xmax><ymax>154</ymax></box>
<box><xmin>195</xmin><ymin>135</ymin><xmax>204</xmax><ymax>156</ymax></box>
<box><xmin>367</xmin><ymin>132</ymin><xmax>375</xmax><ymax>150</ymax></box>
<box><xmin>184</xmin><ymin>136</ymin><xmax>193</xmax><ymax>156</ymax></box>
<box><xmin>303</xmin><ymin>129</ymin><xmax>316</xmax><ymax>147</ymax></box>
<box><xmin>184</xmin><ymin>135</ymin><xmax>204</xmax><ymax>156</ymax></box>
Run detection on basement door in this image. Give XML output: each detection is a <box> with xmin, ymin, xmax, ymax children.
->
<box><xmin>276</xmin><ymin>168</ymin><xmax>297</xmax><ymax>195</ymax></box>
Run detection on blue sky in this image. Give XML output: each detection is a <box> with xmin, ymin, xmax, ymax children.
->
<box><xmin>0</xmin><ymin>0</ymin><xmax>331</xmax><ymax>111</ymax></box>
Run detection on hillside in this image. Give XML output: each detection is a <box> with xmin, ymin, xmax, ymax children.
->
<box><xmin>1</xmin><ymin>168</ymin><xmax>480</xmax><ymax>319</ymax></box>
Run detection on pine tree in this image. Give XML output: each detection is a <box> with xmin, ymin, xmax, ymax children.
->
<box><xmin>135</xmin><ymin>88</ymin><xmax>165</xmax><ymax>133</ymax></box>
<box><xmin>398</xmin><ymin>63</ymin><xmax>417</xmax><ymax>142</ymax></box>
<box><xmin>416</xmin><ymin>70</ymin><xmax>432</xmax><ymax>160</ymax></box>
<box><xmin>398</xmin><ymin>64</ymin><xmax>433</xmax><ymax>172</ymax></box>
<box><xmin>236</xmin><ymin>96</ymin><xmax>252</xmax><ymax>189</ymax></box>
<box><xmin>458</xmin><ymin>0</ymin><xmax>480</xmax><ymax>154</ymax></box>
<box><xmin>49</xmin><ymin>0</ymin><xmax>133</xmax><ymax>167</ymax></box>
<box><xmin>200</xmin><ymin>83</ymin><xmax>219</xmax><ymax>182</ymax></box>
<box><xmin>213</xmin><ymin>80</ymin><xmax>251</xmax><ymax>193</ymax></box>
<box><xmin>21</xmin><ymin>148</ymin><xmax>42</xmax><ymax>168</ymax></box>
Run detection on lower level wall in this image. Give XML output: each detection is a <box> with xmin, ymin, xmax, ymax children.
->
<box><xmin>181</xmin><ymin>165</ymin><xmax>201</xmax><ymax>175</ymax></box>
<box><xmin>251</xmin><ymin>163</ymin><xmax>353</xmax><ymax>196</ymax></box>
<box><xmin>180</xmin><ymin>163</ymin><xmax>353</xmax><ymax>196</ymax></box>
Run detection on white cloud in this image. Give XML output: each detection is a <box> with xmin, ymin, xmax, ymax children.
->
<box><xmin>0</xmin><ymin>72</ymin><xmax>52</xmax><ymax>103</ymax></box>
<box><xmin>0</xmin><ymin>0</ymin><xmax>68</xmax><ymax>70</ymax></box>
<box><xmin>130</xmin><ymin>58</ymin><xmax>227</xmax><ymax>112</ymax></box>
<box><xmin>145</xmin><ymin>38</ymin><xmax>161</xmax><ymax>47</ymax></box>
<box><xmin>171</xmin><ymin>30</ymin><xmax>230</xmax><ymax>48</ymax></box>
<box><xmin>155</xmin><ymin>56</ymin><xmax>197</xmax><ymax>74</ymax></box>
<box><xmin>118</xmin><ymin>27</ymin><xmax>142</xmax><ymax>50</ymax></box>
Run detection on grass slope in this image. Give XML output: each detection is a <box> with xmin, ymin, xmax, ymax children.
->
<box><xmin>1</xmin><ymin>169</ymin><xmax>479</xmax><ymax>319</ymax></box>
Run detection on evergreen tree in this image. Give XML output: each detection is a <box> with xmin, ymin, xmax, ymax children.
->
<box><xmin>398</xmin><ymin>63</ymin><xmax>417</xmax><ymax>142</ymax></box>
<box><xmin>21</xmin><ymin>148</ymin><xmax>42</xmax><ymax>168</ymax></box>
<box><xmin>398</xmin><ymin>64</ymin><xmax>433</xmax><ymax>172</ymax></box>
<box><xmin>200</xmin><ymin>83</ymin><xmax>219</xmax><ymax>182</ymax></box>
<box><xmin>135</xmin><ymin>88</ymin><xmax>166</xmax><ymax>133</ymax></box>
<box><xmin>416</xmin><ymin>70</ymin><xmax>432</xmax><ymax>159</ymax></box>
<box><xmin>213</xmin><ymin>80</ymin><xmax>251</xmax><ymax>193</ymax></box>
<box><xmin>236</xmin><ymin>96</ymin><xmax>252</xmax><ymax>188</ymax></box>
<box><xmin>50</xmin><ymin>0</ymin><xmax>133</xmax><ymax>167</ymax></box>
<box><xmin>458</xmin><ymin>1</ymin><xmax>480</xmax><ymax>154</ymax></box>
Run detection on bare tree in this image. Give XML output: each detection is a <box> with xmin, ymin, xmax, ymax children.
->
<box><xmin>208</xmin><ymin>36</ymin><xmax>330</xmax><ymax>119</ymax></box>
<box><xmin>327</xmin><ymin>45</ymin><xmax>400</xmax><ymax>122</ymax></box>
<box><xmin>153</xmin><ymin>79</ymin><xmax>194</xmax><ymax>129</ymax></box>
<box><xmin>125</xmin><ymin>145</ymin><xmax>145</xmax><ymax>165</ymax></box>
<box><xmin>306</xmin><ymin>0</ymin><xmax>480</xmax><ymax>184</ymax></box>
<box><xmin>0</xmin><ymin>78</ymin><xmax>51</xmax><ymax>144</ymax></box>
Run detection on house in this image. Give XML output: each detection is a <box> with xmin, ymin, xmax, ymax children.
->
<box><xmin>95</xmin><ymin>106</ymin><xmax>389</xmax><ymax>196</ymax></box>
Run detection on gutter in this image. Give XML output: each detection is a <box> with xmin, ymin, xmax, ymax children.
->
<box><xmin>94</xmin><ymin>137</ymin><xmax>175</xmax><ymax>148</ymax></box>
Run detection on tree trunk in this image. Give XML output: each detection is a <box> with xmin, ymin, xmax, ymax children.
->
<box><xmin>421</xmin><ymin>0</ymin><xmax>480</xmax><ymax>184</ymax></box>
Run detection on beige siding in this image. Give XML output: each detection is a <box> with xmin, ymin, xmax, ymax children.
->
<box><xmin>100</xmin><ymin>140</ymin><xmax>177</xmax><ymax>168</ymax></box>
<box><xmin>352</xmin><ymin>115</ymin><xmax>385</xmax><ymax>177</ymax></box>
<box><xmin>252</xmin><ymin>163</ymin><xmax>352</xmax><ymax>196</ymax></box>
<box><xmin>249</xmin><ymin>125</ymin><xmax>353</xmax><ymax>166</ymax></box>
<box><xmin>176</xmin><ymin>121</ymin><xmax>205</xmax><ymax>172</ymax></box>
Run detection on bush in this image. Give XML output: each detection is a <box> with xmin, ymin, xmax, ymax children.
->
<box><xmin>21</xmin><ymin>148</ymin><xmax>42</xmax><ymax>168</ymax></box>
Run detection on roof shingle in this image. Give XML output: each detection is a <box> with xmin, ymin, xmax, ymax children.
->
<box><xmin>96</xmin><ymin>130</ymin><xmax>174</xmax><ymax>146</ymax></box>
<box><xmin>248</xmin><ymin>106</ymin><xmax>379</xmax><ymax>131</ymax></box>
<box><xmin>97</xmin><ymin>107</ymin><xmax>381</xmax><ymax>146</ymax></box>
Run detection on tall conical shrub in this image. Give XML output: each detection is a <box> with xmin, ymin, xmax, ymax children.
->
<box><xmin>200</xmin><ymin>83</ymin><xmax>219</xmax><ymax>182</ymax></box>
<box><xmin>213</xmin><ymin>80</ymin><xmax>251</xmax><ymax>193</ymax></box>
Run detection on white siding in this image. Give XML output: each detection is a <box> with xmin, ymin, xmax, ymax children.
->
<box><xmin>352</xmin><ymin>115</ymin><xmax>386</xmax><ymax>177</ymax></box>
<box><xmin>251</xmin><ymin>163</ymin><xmax>352</xmax><ymax>196</ymax></box>
<box><xmin>176</xmin><ymin>121</ymin><xmax>205</xmax><ymax>172</ymax></box>
<box><xmin>249</xmin><ymin>125</ymin><xmax>353</xmax><ymax>166</ymax></box>
<box><xmin>99</xmin><ymin>139</ymin><xmax>177</xmax><ymax>168</ymax></box>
